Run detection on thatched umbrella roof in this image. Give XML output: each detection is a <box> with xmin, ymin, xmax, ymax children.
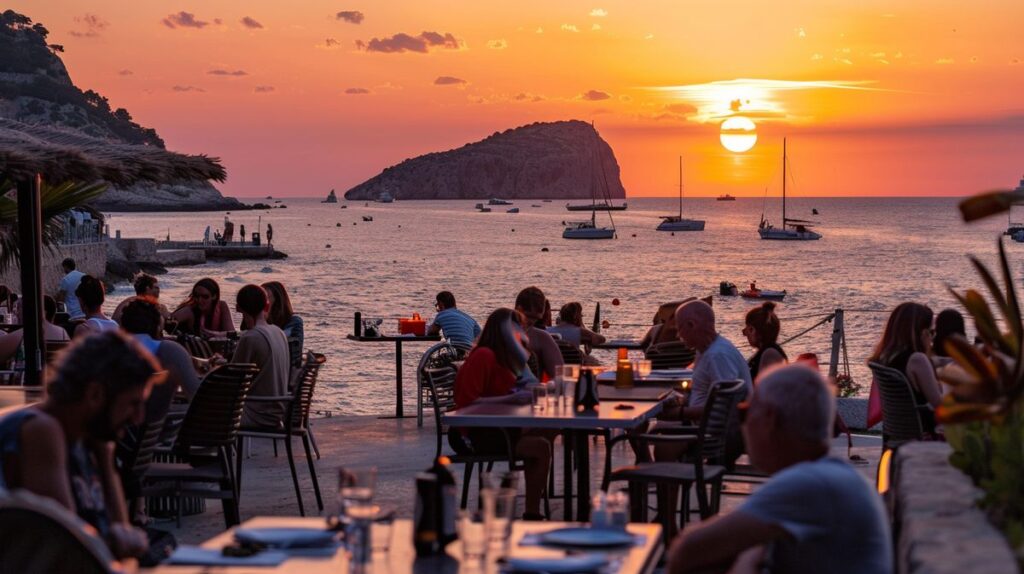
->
<box><xmin>0</xmin><ymin>118</ymin><xmax>226</xmax><ymax>185</ymax></box>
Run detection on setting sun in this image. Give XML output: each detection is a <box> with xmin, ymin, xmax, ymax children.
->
<box><xmin>720</xmin><ymin>116</ymin><xmax>758</xmax><ymax>153</ymax></box>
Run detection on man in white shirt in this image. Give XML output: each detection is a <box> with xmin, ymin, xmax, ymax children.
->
<box><xmin>57</xmin><ymin>258</ymin><xmax>85</xmax><ymax>321</ymax></box>
<box><xmin>675</xmin><ymin>300</ymin><xmax>752</xmax><ymax>419</ymax></box>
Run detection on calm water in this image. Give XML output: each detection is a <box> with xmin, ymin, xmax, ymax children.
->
<box><xmin>104</xmin><ymin>196</ymin><xmax>1013</xmax><ymax>415</ymax></box>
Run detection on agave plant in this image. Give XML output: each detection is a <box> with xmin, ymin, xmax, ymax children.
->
<box><xmin>959</xmin><ymin>188</ymin><xmax>1024</xmax><ymax>223</ymax></box>
<box><xmin>0</xmin><ymin>178</ymin><xmax>108</xmax><ymax>273</ymax></box>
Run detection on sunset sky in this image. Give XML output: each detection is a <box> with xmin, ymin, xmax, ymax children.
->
<box><xmin>13</xmin><ymin>0</ymin><xmax>1024</xmax><ymax>197</ymax></box>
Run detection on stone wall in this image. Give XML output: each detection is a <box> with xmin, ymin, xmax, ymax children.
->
<box><xmin>0</xmin><ymin>242</ymin><xmax>106</xmax><ymax>296</ymax></box>
<box><xmin>893</xmin><ymin>442</ymin><xmax>1017</xmax><ymax>573</ymax></box>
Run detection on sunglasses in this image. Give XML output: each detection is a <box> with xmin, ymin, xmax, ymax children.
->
<box><xmin>737</xmin><ymin>401</ymin><xmax>751</xmax><ymax>424</ymax></box>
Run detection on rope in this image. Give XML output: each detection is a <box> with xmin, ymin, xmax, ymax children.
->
<box><xmin>780</xmin><ymin>313</ymin><xmax>835</xmax><ymax>346</ymax></box>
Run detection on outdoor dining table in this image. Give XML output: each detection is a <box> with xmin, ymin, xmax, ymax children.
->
<box><xmin>593</xmin><ymin>339</ymin><xmax>645</xmax><ymax>350</ymax></box>
<box><xmin>148</xmin><ymin>516</ymin><xmax>664</xmax><ymax>574</ymax></box>
<box><xmin>443</xmin><ymin>399</ymin><xmax>664</xmax><ymax>521</ymax></box>
<box><xmin>345</xmin><ymin>334</ymin><xmax>441</xmax><ymax>418</ymax></box>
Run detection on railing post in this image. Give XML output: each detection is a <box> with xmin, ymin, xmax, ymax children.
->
<box><xmin>828</xmin><ymin>308</ymin><xmax>844</xmax><ymax>379</ymax></box>
<box><xmin>17</xmin><ymin>175</ymin><xmax>44</xmax><ymax>387</ymax></box>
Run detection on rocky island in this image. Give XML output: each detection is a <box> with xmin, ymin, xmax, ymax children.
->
<box><xmin>344</xmin><ymin>120</ymin><xmax>626</xmax><ymax>200</ymax></box>
<box><xmin>0</xmin><ymin>10</ymin><xmax>242</xmax><ymax>211</ymax></box>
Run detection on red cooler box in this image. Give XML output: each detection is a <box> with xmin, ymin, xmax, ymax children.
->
<box><xmin>398</xmin><ymin>313</ymin><xmax>427</xmax><ymax>336</ymax></box>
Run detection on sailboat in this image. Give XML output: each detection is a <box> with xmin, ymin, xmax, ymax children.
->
<box><xmin>758</xmin><ymin>138</ymin><xmax>822</xmax><ymax>241</ymax></box>
<box><xmin>563</xmin><ymin>147</ymin><xmax>616</xmax><ymax>240</ymax></box>
<box><xmin>657</xmin><ymin>157</ymin><xmax>705</xmax><ymax>232</ymax></box>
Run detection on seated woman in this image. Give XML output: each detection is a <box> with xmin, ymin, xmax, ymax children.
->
<box><xmin>170</xmin><ymin>277</ymin><xmax>235</xmax><ymax>337</ymax></box>
<box><xmin>451</xmin><ymin>307</ymin><xmax>552</xmax><ymax>519</ymax></box>
<box><xmin>262</xmin><ymin>281</ymin><xmax>304</xmax><ymax>369</ymax></box>
<box><xmin>73</xmin><ymin>276</ymin><xmax>118</xmax><ymax>337</ymax></box>
<box><xmin>868</xmin><ymin>302</ymin><xmax>943</xmax><ymax>436</ymax></box>
<box><xmin>547</xmin><ymin>302</ymin><xmax>606</xmax><ymax>364</ymax></box>
<box><xmin>931</xmin><ymin>308</ymin><xmax>965</xmax><ymax>367</ymax></box>
<box><xmin>0</xmin><ymin>296</ymin><xmax>69</xmax><ymax>363</ymax></box>
<box><xmin>743</xmin><ymin>301</ymin><xmax>788</xmax><ymax>382</ymax></box>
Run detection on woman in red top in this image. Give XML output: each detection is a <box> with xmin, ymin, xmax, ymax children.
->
<box><xmin>452</xmin><ymin>307</ymin><xmax>552</xmax><ymax>519</ymax></box>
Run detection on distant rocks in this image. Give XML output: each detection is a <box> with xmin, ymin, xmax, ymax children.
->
<box><xmin>344</xmin><ymin>120</ymin><xmax>627</xmax><ymax>200</ymax></box>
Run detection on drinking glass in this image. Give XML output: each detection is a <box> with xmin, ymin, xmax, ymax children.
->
<box><xmin>632</xmin><ymin>359</ymin><xmax>653</xmax><ymax>378</ymax></box>
<box><xmin>546</xmin><ymin>380</ymin><xmax>559</xmax><ymax>407</ymax></box>
<box><xmin>531</xmin><ymin>385</ymin><xmax>547</xmax><ymax>411</ymax></box>
<box><xmin>482</xmin><ymin>487</ymin><xmax>517</xmax><ymax>555</ymax></box>
<box><xmin>562</xmin><ymin>364</ymin><xmax>581</xmax><ymax>381</ymax></box>
<box><xmin>338</xmin><ymin>466</ymin><xmax>377</xmax><ymax>517</ymax></box>
<box><xmin>458</xmin><ymin>510</ymin><xmax>487</xmax><ymax>562</ymax></box>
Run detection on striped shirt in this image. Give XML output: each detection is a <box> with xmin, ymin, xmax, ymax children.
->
<box><xmin>430</xmin><ymin>308</ymin><xmax>481</xmax><ymax>347</ymax></box>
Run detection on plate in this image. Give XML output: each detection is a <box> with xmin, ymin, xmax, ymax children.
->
<box><xmin>507</xmin><ymin>553</ymin><xmax>609</xmax><ymax>573</ymax></box>
<box><xmin>539</xmin><ymin>527</ymin><xmax>635</xmax><ymax>548</ymax></box>
<box><xmin>234</xmin><ymin>527</ymin><xmax>336</xmax><ymax>548</ymax></box>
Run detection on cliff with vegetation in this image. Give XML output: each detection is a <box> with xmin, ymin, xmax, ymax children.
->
<box><xmin>0</xmin><ymin>10</ymin><xmax>241</xmax><ymax>211</ymax></box>
<box><xmin>344</xmin><ymin>120</ymin><xmax>627</xmax><ymax>200</ymax></box>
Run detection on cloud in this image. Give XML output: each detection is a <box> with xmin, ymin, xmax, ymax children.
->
<box><xmin>591</xmin><ymin>23</ymin><xmax>602</xmax><ymax>31</ymax></box>
<box><xmin>319</xmin><ymin>38</ymin><xmax>342</xmax><ymax>49</ymax></box>
<box><xmin>619</xmin><ymin>94</ymin><xmax>631</xmax><ymax>102</ymax></box>
<box><xmin>535</xmin><ymin>27</ymin><xmax>544</xmax><ymax>34</ymax></box>
<box><xmin>589</xmin><ymin>8</ymin><xmax>608</xmax><ymax>17</ymax></box>
<box><xmin>434</xmin><ymin>76</ymin><xmax>467</xmax><ymax>86</ymax></box>
<box><xmin>644</xmin><ymin>33</ymin><xmax>654</xmax><ymax>40</ymax></box>
<box><xmin>810</xmin><ymin>53</ymin><xmax>823</xmax><ymax>61</ymax></box>
<box><xmin>561</xmin><ymin>24</ymin><xmax>579</xmax><ymax>33</ymax></box>
<box><xmin>513</xmin><ymin>92</ymin><xmax>544</xmax><ymax>102</ymax></box>
<box><xmin>795</xmin><ymin>27</ymin><xmax>806</xmax><ymax>38</ymax></box>
<box><xmin>172</xmin><ymin>85</ymin><xmax>205</xmax><ymax>92</ymax></box>
<box><xmin>487</xmin><ymin>39</ymin><xmax>507</xmax><ymax>49</ymax></box>
<box><xmin>253</xmin><ymin>85</ymin><xmax>275</xmax><ymax>93</ymax></box>
<box><xmin>336</xmin><ymin>11</ymin><xmax>365</xmax><ymax>24</ymax></box>
<box><xmin>214</xmin><ymin>18</ymin><xmax>223</xmax><ymax>25</ymax></box>
<box><xmin>345</xmin><ymin>87</ymin><xmax>371</xmax><ymax>94</ymax></box>
<box><xmin>665</xmin><ymin>102</ymin><xmax>697</xmax><ymax>114</ymax></box>
<box><xmin>935</xmin><ymin>57</ymin><xmax>955</xmax><ymax>65</ymax></box>
<box><xmin>162</xmin><ymin>11</ymin><xmax>209</xmax><ymax>29</ymax></box>
<box><xmin>580</xmin><ymin>89</ymin><xmax>611</xmax><ymax>101</ymax></box>
<box><xmin>240</xmin><ymin>16</ymin><xmax>264</xmax><ymax>29</ymax></box>
<box><xmin>117</xmin><ymin>69</ymin><xmax>133</xmax><ymax>76</ymax></box>
<box><xmin>207</xmin><ymin>69</ymin><xmax>248</xmax><ymax>76</ymax></box>
<box><xmin>69</xmin><ymin>14</ymin><xmax>108</xmax><ymax>38</ymax></box>
<box><xmin>356</xmin><ymin>31</ymin><xmax>463</xmax><ymax>53</ymax></box>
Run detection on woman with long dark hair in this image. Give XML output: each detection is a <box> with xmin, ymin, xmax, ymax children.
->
<box><xmin>452</xmin><ymin>308</ymin><xmax>551</xmax><ymax>519</ymax></box>
<box><xmin>73</xmin><ymin>276</ymin><xmax>118</xmax><ymax>337</ymax></box>
<box><xmin>171</xmin><ymin>278</ymin><xmax>235</xmax><ymax>337</ymax></box>
<box><xmin>261</xmin><ymin>281</ymin><xmax>303</xmax><ymax>367</ymax></box>
<box><xmin>743</xmin><ymin>301</ymin><xmax>788</xmax><ymax>381</ymax></box>
<box><xmin>868</xmin><ymin>302</ymin><xmax>942</xmax><ymax>434</ymax></box>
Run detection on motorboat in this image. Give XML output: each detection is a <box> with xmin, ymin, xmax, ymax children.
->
<box><xmin>716</xmin><ymin>194</ymin><xmax>736</xmax><ymax>201</ymax></box>
<box><xmin>657</xmin><ymin>156</ymin><xmax>706</xmax><ymax>232</ymax></box>
<box><xmin>362</xmin><ymin>216</ymin><xmax>373</xmax><ymax>222</ymax></box>
<box><xmin>506</xmin><ymin>207</ymin><xmax>520</xmax><ymax>213</ymax></box>
<box><xmin>488</xmin><ymin>198</ymin><xmax>513</xmax><ymax>205</ymax></box>
<box><xmin>740</xmin><ymin>282</ymin><xmax>786</xmax><ymax>301</ymax></box>
<box><xmin>1004</xmin><ymin>175</ymin><xmax>1024</xmax><ymax>235</ymax></box>
<box><xmin>566</xmin><ymin>201</ymin><xmax>627</xmax><ymax>211</ymax></box>
<box><xmin>758</xmin><ymin>138</ymin><xmax>822</xmax><ymax>241</ymax></box>
<box><xmin>375</xmin><ymin>191</ymin><xmax>394</xmax><ymax>203</ymax></box>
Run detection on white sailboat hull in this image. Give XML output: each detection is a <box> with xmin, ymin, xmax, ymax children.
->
<box><xmin>758</xmin><ymin>227</ymin><xmax>821</xmax><ymax>241</ymax></box>
<box><xmin>563</xmin><ymin>225</ymin><xmax>615</xmax><ymax>239</ymax></box>
<box><xmin>657</xmin><ymin>218</ymin><xmax>705</xmax><ymax>232</ymax></box>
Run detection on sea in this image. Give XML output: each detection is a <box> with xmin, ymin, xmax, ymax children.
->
<box><xmin>103</xmin><ymin>196</ymin><xmax>1014</xmax><ymax>416</ymax></box>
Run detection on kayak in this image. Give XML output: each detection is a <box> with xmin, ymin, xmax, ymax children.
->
<box><xmin>741</xmin><ymin>289</ymin><xmax>786</xmax><ymax>301</ymax></box>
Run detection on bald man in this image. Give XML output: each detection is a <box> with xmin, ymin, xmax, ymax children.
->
<box><xmin>668</xmin><ymin>365</ymin><xmax>892</xmax><ymax>574</ymax></box>
<box><xmin>676</xmin><ymin>300</ymin><xmax>752</xmax><ymax>420</ymax></box>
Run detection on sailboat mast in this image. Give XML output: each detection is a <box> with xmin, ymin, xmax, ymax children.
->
<box><xmin>782</xmin><ymin>137</ymin><xmax>787</xmax><ymax>225</ymax></box>
<box><xmin>678</xmin><ymin>156</ymin><xmax>683</xmax><ymax>218</ymax></box>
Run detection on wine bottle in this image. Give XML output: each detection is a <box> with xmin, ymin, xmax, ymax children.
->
<box><xmin>413</xmin><ymin>473</ymin><xmax>440</xmax><ymax>556</ymax></box>
<box><xmin>433</xmin><ymin>456</ymin><xmax>458</xmax><ymax>548</ymax></box>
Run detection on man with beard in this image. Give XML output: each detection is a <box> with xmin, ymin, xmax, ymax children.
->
<box><xmin>0</xmin><ymin>331</ymin><xmax>162</xmax><ymax>559</ymax></box>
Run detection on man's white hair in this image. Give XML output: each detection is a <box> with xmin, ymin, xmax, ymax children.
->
<box><xmin>756</xmin><ymin>364</ymin><xmax>835</xmax><ymax>443</ymax></box>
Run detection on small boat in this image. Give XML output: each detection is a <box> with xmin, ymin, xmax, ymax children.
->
<box><xmin>563</xmin><ymin>143</ymin><xmax>617</xmax><ymax>240</ymax></box>
<box><xmin>265</xmin><ymin>195</ymin><xmax>273</xmax><ymax>200</ymax></box>
<box><xmin>740</xmin><ymin>282</ymin><xmax>786</xmax><ymax>301</ymax></box>
<box><xmin>322</xmin><ymin>189</ymin><xmax>338</xmax><ymax>203</ymax></box>
<box><xmin>375</xmin><ymin>191</ymin><xmax>394</xmax><ymax>203</ymax></box>
<box><xmin>563</xmin><ymin>220</ymin><xmax>615</xmax><ymax>239</ymax></box>
<box><xmin>717</xmin><ymin>194</ymin><xmax>736</xmax><ymax>201</ymax></box>
<box><xmin>542</xmin><ymin>199</ymin><xmax>553</xmax><ymax>203</ymax></box>
<box><xmin>566</xmin><ymin>201</ymin><xmax>627</xmax><ymax>211</ymax></box>
<box><xmin>506</xmin><ymin>207</ymin><xmax>520</xmax><ymax>213</ymax></box>
<box><xmin>1004</xmin><ymin>175</ymin><xmax>1024</xmax><ymax>235</ymax></box>
<box><xmin>531</xmin><ymin>204</ymin><xmax>542</xmax><ymax>208</ymax></box>
<box><xmin>362</xmin><ymin>216</ymin><xmax>373</xmax><ymax>222</ymax></box>
<box><xmin>657</xmin><ymin>157</ymin><xmax>706</xmax><ymax>232</ymax></box>
<box><xmin>758</xmin><ymin>138</ymin><xmax>822</xmax><ymax>241</ymax></box>
<box><xmin>488</xmin><ymin>198</ymin><xmax>513</xmax><ymax>206</ymax></box>
<box><xmin>812</xmin><ymin>208</ymin><xmax>819</xmax><ymax>215</ymax></box>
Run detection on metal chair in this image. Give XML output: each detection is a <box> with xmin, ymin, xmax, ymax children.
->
<box><xmin>236</xmin><ymin>352</ymin><xmax>326</xmax><ymax>516</ymax></box>
<box><xmin>416</xmin><ymin>341</ymin><xmax>467</xmax><ymax>427</ymax></box>
<box><xmin>424</xmin><ymin>366</ymin><xmax>527</xmax><ymax>510</ymax></box>
<box><xmin>603</xmin><ymin>380</ymin><xmax>746</xmax><ymax>537</ymax></box>
<box><xmin>0</xmin><ymin>489</ymin><xmax>115</xmax><ymax>574</ymax></box>
<box><xmin>645</xmin><ymin>341</ymin><xmax>696</xmax><ymax>370</ymax></box>
<box><xmin>142</xmin><ymin>363</ymin><xmax>258</xmax><ymax>528</ymax></box>
<box><xmin>867</xmin><ymin>362</ymin><xmax>930</xmax><ymax>450</ymax></box>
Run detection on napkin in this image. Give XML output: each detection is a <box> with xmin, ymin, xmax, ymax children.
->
<box><xmin>165</xmin><ymin>546</ymin><xmax>289</xmax><ymax>567</ymax></box>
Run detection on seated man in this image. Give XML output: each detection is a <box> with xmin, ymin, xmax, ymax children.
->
<box><xmin>676</xmin><ymin>300</ymin><xmax>752</xmax><ymax>420</ymax></box>
<box><xmin>0</xmin><ymin>296</ymin><xmax>69</xmax><ymax>363</ymax></box>
<box><xmin>427</xmin><ymin>290</ymin><xmax>481</xmax><ymax>348</ymax></box>
<box><xmin>514</xmin><ymin>286</ymin><xmax>563</xmax><ymax>382</ymax></box>
<box><xmin>668</xmin><ymin>364</ymin><xmax>893</xmax><ymax>574</ymax></box>
<box><xmin>112</xmin><ymin>273</ymin><xmax>170</xmax><ymax>324</ymax></box>
<box><xmin>120</xmin><ymin>297</ymin><xmax>201</xmax><ymax>406</ymax></box>
<box><xmin>0</xmin><ymin>332</ymin><xmax>161</xmax><ymax>560</ymax></box>
<box><xmin>231</xmin><ymin>284</ymin><xmax>290</xmax><ymax>428</ymax></box>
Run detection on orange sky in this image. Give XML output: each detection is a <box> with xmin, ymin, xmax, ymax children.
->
<box><xmin>13</xmin><ymin>0</ymin><xmax>1024</xmax><ymax>197</ymax></box>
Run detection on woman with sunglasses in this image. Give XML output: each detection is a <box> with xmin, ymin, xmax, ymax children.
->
<box><xmin>171</xmin><ymin>278</ymin><xmax>235</xmax><ymax>337</ymax></box>
<box><xmin>451</xmin><ymin>307</ymin><xmax>551</xmax><ymax>520</ymax></box>
<box><xmin>868</xmin><ymin>302</ymin><xmax>942</xmax><ymax>436</ymax></box>
<box><xmin>743</xmin><ymin>301</ymin><xmax>788</xmax><ymax>382</ymax></box>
